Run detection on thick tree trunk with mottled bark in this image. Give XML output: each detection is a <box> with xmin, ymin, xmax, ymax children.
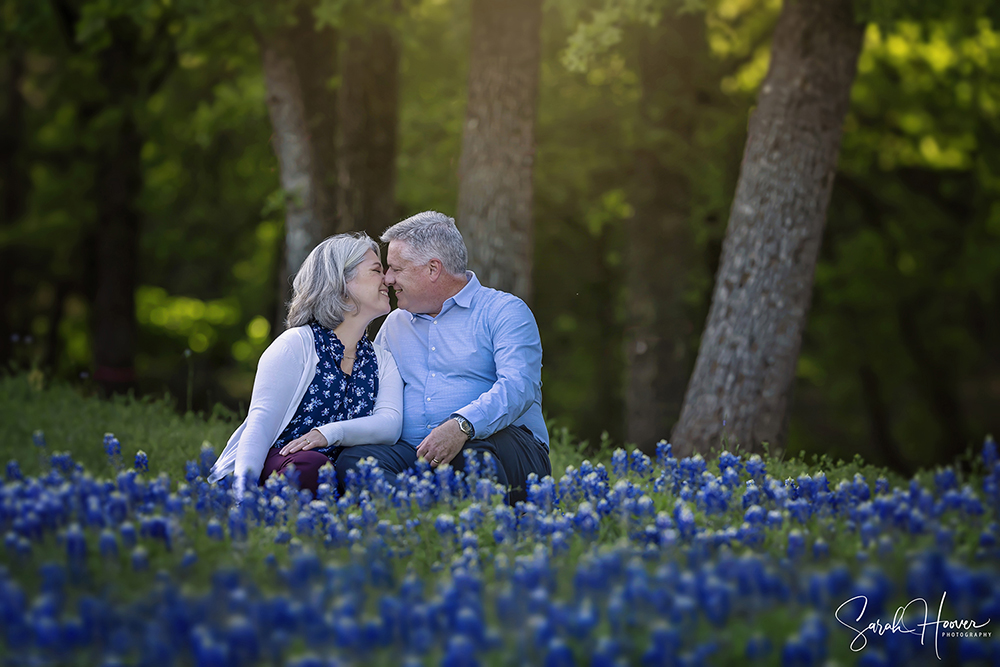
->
<box><xmin>456</xmin><ymin>0</ymin><xmax>541</xmax><ymax>300</ymax></box>
<box><xmin>337</xmin><ymin>27</ymin><xmax>399</xmax><ymax>239</ymax></box>
<box><xmin>625</xmin><ymin>16</ymin><xmax>722</xmax><ymax>450</ymax></box>
<box><xmin>290</xmin><ymin>6</ymin><xmax>339</xmax><ymax>231</ymax></box>
<box><xmin>672</xmin><ymin>0</ymin><xmax>865</xmax><ymax>457</ymax></box>
<box><xmin>259</xmin><ymin>25</ymin><xmax>331</xmax><ymax>320</ymax></box>
<box><xmin>0</xmin><ymin>53</ymin><xmax>26</xmax><ymax>367</ymax></box>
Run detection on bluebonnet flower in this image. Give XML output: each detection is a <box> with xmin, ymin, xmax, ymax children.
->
<box><xmin>206</xmin><ymin>519</ymin><xmax>224</xmax><ymax>541</ymax></box>
<box><xmin>65</xmin><ymin>523</ymin><xmax>87</xmax><ymax>569</ymax></box>
<box><xmin>673</xmin><ymin>502</ymin><xmax>696</xmax><ymax>539</ymax></box>
<box><xmin>745</xmin><ymin>634</ymin><xmax>772</xmax><ymax>660</ymax></box>
<box><xmin>630</xmin><ymin>449</ymin><xmax>652</xmax><ymax>477</ymax></box>
<box><xmin>544</xmin><ymin>637</ymin><xmax>574</xmax><ymax>667</ymax></box>
<box><xmin>655</xmin><ymin>441</ymin><xmax>672</xmax><ymax>467</ymax></box>
<box><xmin>934</xmin><ymin>468</ymin><xmax>958</xmax><ymax>494</ymax></box>
<box><xmin>98</xmin><ymin>530</ymin><xmax>118</xmax><ymax>559</ymax></box>
<box><xmin>611</xmin><ymin>449</ymin><xmax>627</xmax><ymax>479</ymax></box>
<box><xmin>134</xmin><ymin>451</ymin><xmax>148</xmax><ymax>473</ymax></box>
<box><xmin>196</xmin><ymin>442</ymin><xmax>215</xmax><ymax>479</ymax></box>
<box><xmin>787</xmin><ymin>499</ymin><xmax>811</xmax><ymax>524</ymax></box>
<box><xmin>983</xmin><ymin>436</ymin><xmax>997</xmax><ymax>468</ymax></box>
<box><xmin>696</xmin><ymin>479</ymin><xmax>731</xmax><ymax>515</ymax></box>
<box><xmin>103</xmin><ymin>433</ymin><xmax>121</xmax><ymax>465</ymax></box>
<box><xmin>718</xmin><ymin>451</ymin><xmax>743</xmax><ymax>475</ymax></box>
<box><xmin>721</xmin><ymin>466</ymin><xmax>740</xmax><ymax>489</ymax></box>
<box><xmin>679</xmin><ymin>455</ymin><xmax>707</xmax><ymax>485</ymax></box>
<box><xmin>32</xmin><ymin>430</ymin><xmax>46</xmax><ymax>448</ymax></box>
<box><xmin>745</xmin><ymin>454</ymin><xmax>766</xmax><ymax>479</ymax></box>
<box><xmin>786</xmin><ymin>530</ymin><xmax>805</xmax><ymax>560</ymax></box>
<box><xmin>119</xmin><ymin>522</ymin><xmax>137</xmax><ymax>549</ymax></box>
<box><xmin>130</xmin><ymin>546</ymin><xmax>149</xmax><ymax>572</ymax></box>
<box><xmin>5</xmin><ymin>460</ymin><xmax>22</xmax><ymax>482</ymax></box>
<box><xmin>228</xmin><ymin>506</ymin><xmax>248</xmax><ymax>542</ymax></box>
<box><xmin>742</xmin><ymin>481</ymin><xmax>761</xmax><ymax>510</ymax></box>
<box><xmin>435</xmin><ymin>513</ymin><xmax>458</xmax><ymax>538</ymax></box>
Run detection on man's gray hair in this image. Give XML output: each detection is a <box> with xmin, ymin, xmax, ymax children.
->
<box><xmin>286</xmin><ymin>233</ymin><xmax>379</xmax><ymax>330</ymax></box>
<box><xmin>381</xmin><ymin>211</ymin><xmax>468</xmax><ymax>275</ymax></box>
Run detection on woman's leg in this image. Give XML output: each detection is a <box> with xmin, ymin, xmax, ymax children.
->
<box><xmin>259</xmin><ymin>447</ymin><xmax>330</xmax><ymax>494</ymax></box>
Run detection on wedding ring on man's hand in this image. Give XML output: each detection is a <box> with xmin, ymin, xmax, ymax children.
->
<box><xmin>431</xmin><ymin>458</ymin><xmax>440</xmax><ymax>465</ymax></box>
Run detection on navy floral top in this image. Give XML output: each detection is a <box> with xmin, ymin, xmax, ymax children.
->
<box><xmin>272</xmin><ymin>321</ymin><xmax>379</xmax><ymax>456</ymax></box>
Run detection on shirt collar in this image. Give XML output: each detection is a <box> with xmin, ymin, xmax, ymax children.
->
<box><xmin>448</xmin><ymin>271</ymin><xmax>480</xmax><ymax>309</ymax></box>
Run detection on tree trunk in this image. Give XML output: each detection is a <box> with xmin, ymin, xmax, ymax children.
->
<box><xmin>290</xmin><ymin>6</ymin><xmax>339</xmax><ymax>232</ymax></box>
<box><xmin>89</xmin><ymin>21</ymin><xmax>151</xmax><ymax>395</ymax></box>
<box><xmin>624</xmin><ymin>16</ymin><xmax>722</xmax><ymax>451</ymax></box>
<box><xmin>672</xmin><ymin>0</ymin><xmax>865</xmax><ymax>457</ymax></box>
<box><xmin>259</xmin><ymin>25</ymin><xmax>329</xmax><ymax>322</ymax></box>
<box><xmin>337</xmin><ymin>26</ymin><xmax>400</xmax><ymax>240</ymax></box>
<box><xmin>456</xmin><ymin>0</ymin><xmax>541</xmax><ymax>300</ymax></box>
<box><xmin>858</xmin><ymin>363</ymin><xmax>913</xmax><ymax>474</ymax></box>
<box><xmin>897</xmin><ymin>304</ymin><xmax>970</xmax><ymax>458</ymax></box>
<box><xmin>0</xmin><ymin>53</ymin><xmax>27</xmax><ymax>367</ymax></box>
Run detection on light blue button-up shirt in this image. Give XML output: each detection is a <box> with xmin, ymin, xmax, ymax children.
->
<box><xmin>374</xmin><ymin>272</ymin><xmax>549</xmax><ymax>450</ymax></box>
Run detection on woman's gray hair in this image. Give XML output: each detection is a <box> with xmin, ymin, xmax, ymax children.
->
<box><xmin>380</xmin><ymin>211</ymin><xmax>467</xmax><ymax>275</ymax></box>
<box><xmin>286</xmin><ymin>233</ymin><xmax>380</xmax><ymax>330</ymax></box>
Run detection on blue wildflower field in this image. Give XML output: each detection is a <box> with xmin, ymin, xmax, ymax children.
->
<box><xmin>1</xmin><ymin>384</ymin><xmax>998</xmax><ymax>666</ymax></box>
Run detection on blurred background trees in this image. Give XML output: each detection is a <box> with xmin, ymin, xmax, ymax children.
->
<box><xmin>2</xmin><ymin>0</ymin><xmax>999</xmax><ymax>472</ymax></box>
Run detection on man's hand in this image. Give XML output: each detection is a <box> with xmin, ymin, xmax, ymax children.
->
<box><xmin>279</xmin><ymin>429</ymin><xmax>328</xmax><ymax>456</ymax></box>
<box><xmin>416</xmin><ymin>419</ymin><xmax>469</xmax><ymax>467</ymax></box>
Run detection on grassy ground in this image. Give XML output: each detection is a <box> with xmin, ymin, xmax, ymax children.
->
<box><xmin>0</xmin><ymin>375</ymin><xmax>237</xmax><ymax>478</ymax></box>
<box><xmin>0</xmin><ymin>374</ymin><xmax>611</xmax><ymax>480</ymax></box>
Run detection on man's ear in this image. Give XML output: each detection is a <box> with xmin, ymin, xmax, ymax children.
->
<box><xmin>427</xmin><ymin>258</ymin><xmax>443</xmax><ymax>282</ymax></box>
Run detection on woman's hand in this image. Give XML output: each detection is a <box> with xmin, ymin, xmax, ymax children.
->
<box><xmin>279</xmin><ymin>429</ymin><xmax>328</xmax><ymax>456</ymax></box>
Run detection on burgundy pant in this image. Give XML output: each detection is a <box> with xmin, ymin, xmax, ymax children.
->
<box><xmin>259</xmin><ymin>447</ymin><xmax>330</xmax><ymax>494</ymax></box>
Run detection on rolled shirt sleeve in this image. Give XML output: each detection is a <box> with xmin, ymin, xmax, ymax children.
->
<box><xmin>454</xmin><ymin>299</ymin><xmax>542</xmax><ymax>441</ymax></box>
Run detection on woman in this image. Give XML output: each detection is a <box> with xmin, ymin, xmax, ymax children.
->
<box><xmin>209</xmin><ymin>233</ymin><xmax>404</xmax><ymax>495</ymax></box>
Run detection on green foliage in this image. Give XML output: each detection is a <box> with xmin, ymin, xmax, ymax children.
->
<box><xmin>0</xmin><ymin>375</ymin><xmax>236</xmax><ymax>477</ymax></box>
<box><xmin>3</xmin><ymin>0</ymin><xmax>999</xmax><ymax>470</ymax></box>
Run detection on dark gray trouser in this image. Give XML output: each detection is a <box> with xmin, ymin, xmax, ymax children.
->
<box><xmin>330</xmin><ymin>442</ymin><xmax>418</xmax><ymax>493</ymax></box>
<box><xmin>450</xmin><ymin>425</ymin><xmax>551</xmax><ymax>505</ymax></box>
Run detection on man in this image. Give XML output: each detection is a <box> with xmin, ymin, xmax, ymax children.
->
<box><xmin>373</xmin><ymin>210</ymin><xmax>551</xmax><ymax>504</ymax></box>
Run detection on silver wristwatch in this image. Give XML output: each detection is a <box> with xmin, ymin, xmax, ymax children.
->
<box><xmin>451</xmin><ymin>414</ymin><xmax>475</xmax><ymax>439</ymax></box>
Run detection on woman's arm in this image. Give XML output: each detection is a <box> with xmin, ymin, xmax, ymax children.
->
<box><xmin>314</xmin><ymin>344</ymin><xmax>403</xmax><ymax>447</ymax></box>
<box><xmin>232</xmin><ymin>335</ymin><xmax>306</xmax><ymax>482</ymax></box>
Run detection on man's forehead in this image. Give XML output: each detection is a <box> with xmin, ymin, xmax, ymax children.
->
<box><xmin>387</xmin><ymin>241</ymin><xmax>412</xmax><ymax>263</ymax></box>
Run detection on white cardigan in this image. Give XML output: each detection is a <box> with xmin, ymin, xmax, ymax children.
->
<box><xmin>209</xmin><ymin>325</ymin><xmax>403</xmax><ymax>491</ymax></box>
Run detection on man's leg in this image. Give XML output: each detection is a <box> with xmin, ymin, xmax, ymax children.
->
<box><xmin>331</xmin><ymin>442</ymin><xmax>417</xmax><ymax>493</ymax></box>
<box><xmin>449</xmin><ymin>439</ymin><xmax>510</xmax><ymax>494</ymax></box>
<box><xmin>454</xmin><ymin>426</ymin><xmax>550</xmax><ymax>505</ymax></box>
<box><xmin>488</xmin><ymin>425</ymin><xmax>551</xmax><ymax>505</ymax></box>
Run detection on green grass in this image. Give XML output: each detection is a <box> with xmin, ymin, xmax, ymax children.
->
<box><xmin>0</xmin><ymin>374</ymin><xmax>238</xmax><ymax>478</ymax></box>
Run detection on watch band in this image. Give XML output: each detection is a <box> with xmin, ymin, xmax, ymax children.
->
<box><xmin>451</xmin><ymin>414</ymin><xmax>475</xmax><ymax>439</ymax></box>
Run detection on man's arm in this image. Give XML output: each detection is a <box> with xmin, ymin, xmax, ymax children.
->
<box><xmin>416</xmin><ymin>298</ymin><xmax>542</xmax><ymax>466</ymax></box>
<box><xmin>454</xmin><ymin>297</ymin><xmax>542</xmax><ymax>440</ymax></box>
